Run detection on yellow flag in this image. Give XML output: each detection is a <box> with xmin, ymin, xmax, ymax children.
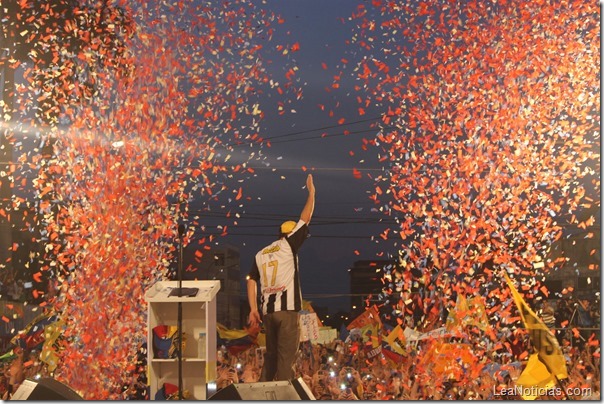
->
<box><xmin>384</xmin><ymin>325</ymin><xmax>406</xmax><ymax>355</ymax></box>
<box><xmin>360</xmin><ymin>322</ymin><xmax>381</xmax><ymax>348</ymax></box>
<box><xmin>467</xmin><ymin>296</ymin><xmax>489</xmax><ymax>331</ymax></box>
<box><xmin>445</xmin><ymin>294</ymin><xmax>469</xmax><ymax>330</ymax></box>
<box><xmin>39</xmin><ymin>319</ymin><xmax>64</xmax><ymax>372</ymax></box>
<box><xmin>446</xmin><ymin>294</ymin><xmax>489</xmax><ymax>331</ymax></box>
<box><xmin>516</xmin><ymin>353</ymin><xmax>556</xmax><ymax>400</ymax></box>
<box><xmin>256</xmin><ymin>331</ymin><xmax>266</xmax><ymax>347</ymax></box>
<box><xmin>504</xmin><ymin>273</ymin><xmax>568</xmax><ymax>381</ymax></box>
<box><xmin>217</xmin><ymin>323</ymin><xmax>249</xmax><ymax>340</ymax></box>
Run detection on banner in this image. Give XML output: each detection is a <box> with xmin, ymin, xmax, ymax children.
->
<box><xmin>299</xmin><ymin>312</ymin><xmax>320</xmax><ymax>342</ymax></box>
<box><xmin>316</xmin><ymin>327</ymin><xmax>337</xmax><ymax>345</ymax></box>
<box><xmin>402</xmin><ymin>326</ymin><xmax>451</xmax><ymax>345</ymax></box>
<box><xmin>302</xmin><ymin>300</ymin><xmax>323</xmax><ymax>327</ymax></box>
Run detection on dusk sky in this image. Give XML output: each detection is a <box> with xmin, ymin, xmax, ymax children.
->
<box><xmin>1</xmin><ymin>0</ymin><xmax>598</xmax><ymax>399</ymax></box>
<box><xmin>193</xmin><ymin>0</ymin><xmax>400</xmax><ymax>313</ymax></box>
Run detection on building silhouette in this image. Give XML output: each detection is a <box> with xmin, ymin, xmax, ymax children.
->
<box><xmin>348</xmin><ymin>259</ymin><xmax>394</xmax><ymax>316</ymax></box>
<box><xmin>181</xmin><ymin>244</ymin><xmax>241</xmax><ymax>328</ymax></box>
<box><xmin>348</xmin><ymin>215</ymin><xmax>601</xmax><ymax>318</ymax></box>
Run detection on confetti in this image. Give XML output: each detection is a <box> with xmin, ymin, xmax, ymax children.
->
<box><xmin>336</xmin><ymin>0</ymin><xmax>600</xmax><ymax>389</ymax></box>
<box><xmin>1</xmin><ymin>0</ymin><xmax>301</xmax><ymax>399</ymax></box>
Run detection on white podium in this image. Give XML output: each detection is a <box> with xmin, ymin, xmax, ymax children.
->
<box><xmin>145</xmin><ymin>280</ymin><xmax>220</xmax><ymax>400</ymax></box>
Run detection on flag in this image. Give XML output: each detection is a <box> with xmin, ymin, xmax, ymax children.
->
<box><xmin>346</xmin><ymin>305</ymin><xmax>381</xmax><ymax>331</ymax></box>
<box><xmin>504</xmin><ymin>273</ymin><xmax>568</xmax><ymax>392</ymax></box>
<box><xmin>339</xmin><ymin>323</ymin><xmax>349</xmax><ymax>342</ymax></box>
<box><xmin>445</xmin><ymin>294</ymin><xmax>469</xmax><ymax>331</ymax></box>
<box><xmin>360</xmin><ymin>322</ymin><xmax>381</xmax><ymax>348</ymax></box>
<box><xmin>216</xmin><ymin>323</ymin><xmax>255</xmax><ymax>355</ymax></box>
<box><xmin>418</xmin><ymin>341</ymin><xmax>479</xmax><ymax>382</ymax></box>
<box><xmin>11</xmin><ymin>312</ymin><xmax>59</xmax><ymax>350</ymax></box>
<box><xmin>466</xmin><ymin>295</ymin><xmax>489</xmax><ymax>331</ymax></box>
<box><xmin>381</xmin><ymin>345</ymin><xmax>404</xmax><ymax>365</ymax></box>
<box><xmin>352</xmin><ymin>314</ymin><xmax>382</xmax><ymax>359</ymax></box>
<box><xmin>0</xmin><ymin>350</ymin><xmax>16</xmax><ymax>362</ymax></box>
<box><xmin>516</xmin><ymin>353</ymin><xmax>556</xmax><ymax>400</ymax></box>
<box><xmin>256</xmin><ymin>331</ymin><xmax>266</xmax><ymax>348</ymax></box>
<box><xmin>217</xmin><ymin>323</ymin><xmax>249</xmax><ymax>341</ymax></box>
<box><xmin>446</xmin><ymin>294</ymin><xmax>488</xmax><ymax>331</ymax></box>
<box><xmin>384</xmin><ymin>324</ymin><xmax>406</xmax><ymax>355</ymax></box>
<box><xmin>39</xmin><ymin>318</ymin><xmax>65</xmax><ymax>372</ymax></box>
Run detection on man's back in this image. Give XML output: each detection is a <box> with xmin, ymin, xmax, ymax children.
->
<box><xmin>246</xmin><ymin>174</ymin><xmax>315</xmax><ymax>382</ymax></box>
<box><xmin>254</xmin><ymin>221</ymin><xmax>307</xmax><ymax>314</ymax></box>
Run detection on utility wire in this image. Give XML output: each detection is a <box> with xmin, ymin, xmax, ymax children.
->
<box><xmin>227</xmin><ymin>126</ymin><xmax>391</xmax><ymax>147</ymax></box>
<box><xmin>198</xmin><ymin>221</ymin><xmax>395</xmax><ymax>228</ymax></box>
<box><xmin>188</xmin><ymin>231</ymin><xmax>385</xmax><ymax>239</ymax></box>
<box><xmin>194</xmin><ymin>220</ymin><xmax>395</xmax><ymax>228</ymax></box>
<box><xmin>190</xmin><ymin>210</ymin><xmax>391</xmax><ymax>221</ymax></box>
<box><xmin>265</xmin><ymin>126</ymin><xmax>392</xmax><ymax>145</ymax></box>
<box><xmin>262</xmin><ymin>116</ymin><xmax>382</xmax><ymax>141</ymax></box>
<box><xmin>223</xmin><ymin>116</ymin><xmax>383</xmax><ymax>148</ymax></box>
<box><xmin>237</xmin><ymin>166</ymin><xmax>384</xmax><ymax>171</ymax></box>
<box><xmin>195</xmin><ymin>200</ymin><xmax>382</xmax><ymax>207</ymax></box>
<box><xmin>304</xmin><ymin>293</ymin><xmax>374</xmax><ymax>298</ymax></box>
<box><xmin>189</xmin><ymin>212</ymin><xmax>394</xmax><ymax>224</ymax></box>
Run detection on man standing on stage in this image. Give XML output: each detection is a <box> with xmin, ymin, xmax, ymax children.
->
<box><xmin>247</xmin><ymin>174</ymin><xmax>315</xmax><ymax>381</ymax></box>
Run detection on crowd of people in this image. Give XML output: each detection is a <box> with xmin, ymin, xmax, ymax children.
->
<box><xmin>0</xmin><ymin>275</ymin><xmax>599</xmax><ymax>401</ymax></box>
<box><xmin>0</xmin><ymin>347</ymin><xmax>52</xmax><ymax>400</ymax></box>
<box><xmin>210</xmin><ymin>319</ymin><xmax>600</xmax><ymax>401</ymax></box>
<box><xmin>0</xmin><ymin>306</ymin><xmax>599</xmax><ymax>400</ymax></box>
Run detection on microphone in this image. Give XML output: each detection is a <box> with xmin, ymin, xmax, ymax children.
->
<box><xmin>178</xmin><ymin>224</ymin><xmax>186</xmax><ymax>237</ymax></box>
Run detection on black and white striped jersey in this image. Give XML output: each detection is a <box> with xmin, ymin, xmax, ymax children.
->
<box><xmin>248</xmin><ymin>220</ymin><xmax>308</xmax><ymax>315</ymax></box>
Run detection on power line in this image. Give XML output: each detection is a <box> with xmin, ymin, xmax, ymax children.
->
<box><xmin>197</xmin><ymin>200</ymin><xmax>382</xmax><ymax>207</ymax></box>
<box><xmin>194</xmin><ymin>220</ymin><xmax>395</xmax><ymax>228</ymax></box>
<box><xmin>237</xmin><ymin>165</ymin><xmax>384</xmax><ymax>171</ymax></box>
<box><xmin>223</xmin><ymin>116</ymin><xmax>383</xmax><ymax>148</ymax></box>
<box><xmin>190</xmin><ymin>210</ymin><xmax>388</xmax><ymax>220</ymax></box>
<box><xmin>266</xmin><ymin>126</ymin><xmax>390</xmax><ymax>145</ymax></box>
<box><xmin>189</xmin><ymin>231</ymin><xmax>385</xmax><ymax>239</ymax></box>
<box><xmin>205</xmin><ymin>220</ymin><xmax>394</xmax><ymax>228</ymax></box>
<box><xmin>262</xmin><ymin>116</ymin><xmax>382</xmax><ymax>141</ymax></box>
<box><xmin>188</xmin><ymin>210</ymin><xmax>396</xmax><ymax>224</ymax></box>
<box><xmin>304</xmin><ymin>293</ymin><xmax>371</xmax><ymax>298</ymax></box>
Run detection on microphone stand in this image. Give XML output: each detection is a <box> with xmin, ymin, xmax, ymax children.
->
<box><xmin>168</xmin><ymin>224</ymin><xmax>199</xmax><ymax>400</ymax></box>
<box><xmin>177</xmin><ymin>224</ymin><xmax>184</xmax><ymax>400</ymax></box>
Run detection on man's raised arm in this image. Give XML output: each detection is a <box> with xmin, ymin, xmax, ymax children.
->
<box><xmin>300</xmin><ymin>174</ymin><xmax>315</xmax><ymax>224</ymax></box>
